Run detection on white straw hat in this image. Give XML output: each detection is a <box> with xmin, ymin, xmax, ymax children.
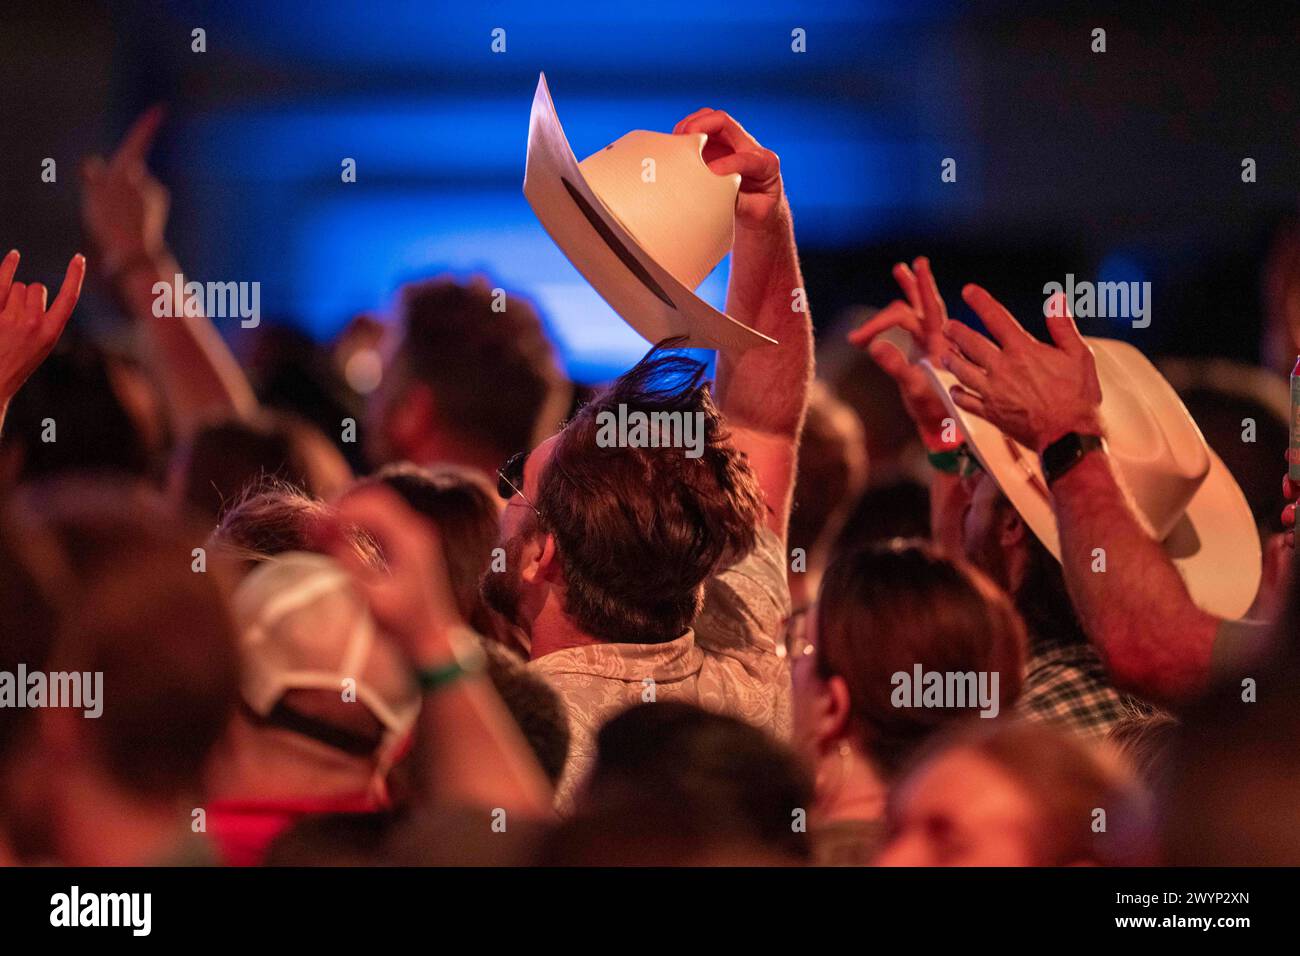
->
<box><xmin>523</xmin><ymin>73</ymin><xmax>777</xmax><ymax>354</ymax></box>
<box><xmin>925</xmin><ymin>337</ymin><xmax>1261</xmax><ymax>620</ymax></box>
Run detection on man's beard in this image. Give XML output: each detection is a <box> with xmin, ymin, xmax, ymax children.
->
<box><xmin>480</xmin><ymin>530</ymin><xmax>529</xmax><ymax>630</ymax></box>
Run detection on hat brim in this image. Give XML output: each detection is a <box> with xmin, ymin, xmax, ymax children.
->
<box><xmin>523</xmin><ymin>73</ymin><xmax>777</xmax><ymax>355</ymax></box>
<box><xmin>923</xmin><ymin>355</ymin><xmax>1261</xmax><ymax>621</ymax></box>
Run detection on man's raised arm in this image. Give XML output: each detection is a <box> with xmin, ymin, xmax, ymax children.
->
<box><xmin>941</xmin><ymin>286</ymin><xmax>1223</xmax><ymax>705</ymax></box>
<box><xmin>672</xmin><ymin>110</ymin><xmax>813</xmax><ymax>542</ymax></box>
<box><xmin>81</xmin><ymin>107</ymin><xmax>257</xmax><ymax>436</ymax></box>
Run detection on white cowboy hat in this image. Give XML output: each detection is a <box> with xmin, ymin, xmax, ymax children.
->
<box><xmin>523</xmin><ymin>72</ymin><xmax>777</xmax><ymax>354</ymax></box>
<box><xmin>923</xmin><ymin>337</ymin><xmax>1261</xmax><ymax>620</ymax></box>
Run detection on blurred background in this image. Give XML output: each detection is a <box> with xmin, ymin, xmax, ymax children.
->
<box><xmin>3</xmin><ymin>0</ymin><xmax>1299</xmax><ymax>383</ymax></box>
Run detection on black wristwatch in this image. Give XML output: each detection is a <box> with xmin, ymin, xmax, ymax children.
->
<box><xmin>1040</xmin><ymin>432</ymin><xmax>1106</xmax><ymax>487</ymax></box>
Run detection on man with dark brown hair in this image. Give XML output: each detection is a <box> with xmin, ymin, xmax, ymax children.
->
<box><xmin>482</xmin><ymin>109</ymin><xmax>812</xmax><ymax>807</ymax></box>
<box><xmin>365</xmin><ymin>277</ymin><xmax>573</xmax><ymax>477</ymax></box>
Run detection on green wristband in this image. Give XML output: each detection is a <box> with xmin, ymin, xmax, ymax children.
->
<box><xmin>414</xmin><ymin>626</ymin><xmax>488</xmax><ymax>693</ymax></box>
<box><xmin>928</xmin><ymin>444</ymin><xmax>981</xmax><ymax>478</ymax></box>
<box><xmin>927</xmin><ymin>447</ymin><xmax>964</xmax><ymax>475</ymax></box>
<box><xmin>416</xmin><ymin>660</ymin><xmax>477</xmax><ymax>692</ymax></box>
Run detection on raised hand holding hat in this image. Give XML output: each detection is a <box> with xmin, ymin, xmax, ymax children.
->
<box><xmin>524</xmin><ymin>73</ymin><xmax>778</xmax><ymax>354</ymax></box>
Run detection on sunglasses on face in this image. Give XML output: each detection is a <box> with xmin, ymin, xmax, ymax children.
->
<box><xmin>498</xmin><ymin>451</ymin><xmax>544</xmax><ymax>520</ymax></box>
<box><xmin>955</xmin><ymin>445</ymin><xmax>984</xmax><ymax>480</ymax></box>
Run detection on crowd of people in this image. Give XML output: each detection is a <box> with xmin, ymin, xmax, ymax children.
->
<box><xmin>1</xmin><ymin>103</ymin><xmax>1297</xmax><ymax>867</ymax></box>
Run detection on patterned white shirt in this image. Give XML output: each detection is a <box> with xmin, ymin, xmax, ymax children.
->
<box><xmin>530</xmin><ymin>527</ymin><xmax>793</xmax><ymax>811</ymax></box>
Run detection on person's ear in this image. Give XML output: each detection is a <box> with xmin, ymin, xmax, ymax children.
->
<box><xmin>518</xmin><ymin>530</ymin><xmax>558</xmax><ymax>587</ymax></box>
<box><xmin>533</xmin><ymin>534</ymin><xmax>563</xmax><ymax>587</ymax></box>
<box><xmin>998</xmin><ymin>504</ymin><xmax>1028</xmax><ymax>549</ymax></box>
<box><xmin>818</xmin><ymin>674</ymin><xmax>854</xmax><ymax>752</ymax></box>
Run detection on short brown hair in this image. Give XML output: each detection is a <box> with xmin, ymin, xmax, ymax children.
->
<box><xmin>396</xmin><ymin>277</ymin><xmax>571</xmax><ymax>463</ymax></box>
<box><xmin>176</xmin><ymin>411</ymin><xmax>352</xmax><ymax>520</ymax></box>
<box><xmin>815</xmin><ymin>541</ymin><xmax>1026</xmax><ymax>776</ymax></box>
<box><xmin>537</xmin><ymin>345</ymin><xmax>764</xmax><ymax>644</ymax></box>
<box><xmin>359</xmin><ymin>462</ymin><xmax>503</xmax><ymax>639</ymax></box>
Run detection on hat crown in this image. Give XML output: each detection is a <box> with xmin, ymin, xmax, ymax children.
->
<box><xmin>233</xmin><ymin>552</ymin><xmax>419</xmax><ymax>734</ymax></box>
<box><xmin>923</xmin><ymin>335</ymin><xmax>1260</xmax><ymax>620</ymax></box>
<box><xmin>578</xmin><ymin>130</ymin><xmax>740</xmax><ymax>291</ymax></box>
<box><xmin>1094</xmin><ymin>340</ymin><xmax>1210</xmax><ymax>539</ymax></box>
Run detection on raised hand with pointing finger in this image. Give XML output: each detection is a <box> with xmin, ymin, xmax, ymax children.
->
<box><xmin>80</xmin><ymin>105</ymin><xmax>170</xmax><ymax>276</ymax></box>
<box><xmin>77</xmin><ymin>106</ymin><xmax>258</xmax><ymax>432</ymax></box>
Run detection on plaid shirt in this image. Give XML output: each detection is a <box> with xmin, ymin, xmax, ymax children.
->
<box><xmin>1017</xmin><ymin>632</ymin><xmax>1137</xmax><ymax>739</ymax></box>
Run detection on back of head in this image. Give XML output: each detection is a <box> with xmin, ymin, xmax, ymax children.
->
<box><xmin>831</xmin><ymin>478</ymin><xmax>931</xmax><ymax>559</ymax></box>
<box><xmin>538</xmin><ymin>345</ymin><xmax>764</xmax><ymax>644</ymax></box>
<box><xmin>1162</xmin><ymin>570</ymin><xmax>1300</xmax><ymax>864</ymax></box>
<box><xmin>814</xmin><ymin>541</ymin><xmax>1026</xmax><ymax>776</ymax></box>
<box><xmin>359</xmin><ymin>462</ymin><xmax>504</xmax><ymax>639</ymax></box>
<box><xmin>1163</xmin><ymin>692</ymin><xmax>1300</xmax><ymax>864</ymax></box>
<box><xmin>173</xmin><ymin>412</ymin><xmax>352</xmax><ymax>521</ymax></box>
<box><xmin>547</xmin><ymin>701</ymin><xmax>809</xmax><ymax>864</ymax></box>
<box><xmin>918</xmin><ymin>719</ymin><xmax>1150</xmax><ymax>866</ymax></box>
<box><xmin>394</xmin><ymin>277</ymin><xmax>570</xmax><ymax>464</ymax></box>
<box><xmin>210</xmin><ymin>482</ymin><xmax>380</xmax><ymax>573</ymax></box>
<box><xmin>1</xmin><ymin>339</ymin><xmax>152</xmax><ymax>486</ymax></box>
<box><xmin>1107</xmin><ymin>708</ymin><xmax>1179</xmax><ymax>794</ymax></box>
<box><xmin>789</xmin><ymin>380</ymin><xmax>869</xmax><ymax>566</ymax></box>
<box><xmin>20</xmin><ymin>481</ymin><xmax>240</xmax><ymax>804</ymax></box>
<box><xmin>539</xmin><ymin>789</ymin><xmax>798</xmax><ymax>866</ymax></box>
<box><xmin>229</xmin><ymin>551</ymin><xmax>420</xmax><ymax>788</ymax></box>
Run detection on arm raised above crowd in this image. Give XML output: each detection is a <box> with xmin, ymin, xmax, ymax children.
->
<box><xmin>80</xmin><ymin>107</ymin><xmax>257</xmax><ymax>436</ymax></box>
<box><xmin>942</xmin><ymin>286</ymin><xmax>1221</xmax><ymax>705</ymax></box>
<box><xmin>673</xmin><ymin>110</ymin><xmax>812</xmax><ymax>542</ymax></box>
